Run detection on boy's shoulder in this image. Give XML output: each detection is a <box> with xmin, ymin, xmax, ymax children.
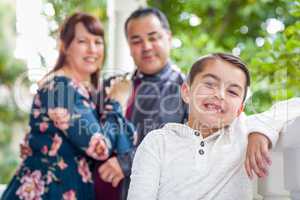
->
<box><xmin>143</xmin><ymin>122</ymin><xmax>192</xmax><ymax>143</ymax></box>
<box><xmin>143</xmin><ymin>126</ymin><xmax>172</xmax><ymax>142</ymax></box>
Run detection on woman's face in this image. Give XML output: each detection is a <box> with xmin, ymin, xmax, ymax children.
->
<box><xmin>65</xmin><ymin>22</ymin><xmax>104</xmax><ymax>80</ymax></box>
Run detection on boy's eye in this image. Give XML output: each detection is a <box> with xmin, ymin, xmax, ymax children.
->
<box><xmin>204</xmin><ymin>82</ymin><xmax>216</xmax><ymax>88</ymax></box>
<box><xmin>228</xmin><ymin>90</ymin><xmax>239</xmax><ymax>96</ymax></box>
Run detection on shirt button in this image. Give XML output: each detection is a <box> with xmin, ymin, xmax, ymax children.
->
<box><xmin>198</xmin><ymin>149</ymin><xmax>205</xmax><ymax>155</ymax></box>
<box><xmin>200</xmin><ymin>141</ymin><xmax>205</xmax><ymax>147</ymax></box>
<box><xmin>194</xmin><ymin>131</ymin><xmax>200</xmax><ymax>136</ymax></box>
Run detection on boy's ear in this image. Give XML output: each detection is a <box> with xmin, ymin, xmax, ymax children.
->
<box><xmin>237</xmin><ymin>104</ymin><xmax>244</xmax><ymax>116</ymax></box>
<box><xmin>181</xmin><ymin>83</ymin><xmax>190</xmax><ymax>104</ymax></box>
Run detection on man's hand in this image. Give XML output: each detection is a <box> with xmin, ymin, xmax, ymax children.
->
<box><xmin>98</xmin><ymin>157</ymin><xmax>125</xmax><ymax>187</ymax></box>
<box><xmin>245</xmin><ymin>132</ymin><xmax>272</xmax><ymax>180</ymax></box>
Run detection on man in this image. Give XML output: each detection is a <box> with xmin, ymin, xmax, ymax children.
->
<box><xmin>97</xmin><ymin>7</ymin><xmax>188</xmax><ymax>200</ymax></box>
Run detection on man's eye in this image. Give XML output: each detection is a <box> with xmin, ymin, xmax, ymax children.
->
<box><xmin>131</xmin><ymin>40</ymin><xmax>141</xmax><ymax>45</ymax></box>
<box><xmin>149</xmin><ymin>36</ymin><xmax>158</xmax><ymax>42</ymax></box>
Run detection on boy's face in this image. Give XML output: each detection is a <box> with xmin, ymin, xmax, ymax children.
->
<box><xmin>182</xmin><ymin>59</ymin><xmax>246</xmax><ymax>130</ymax></box>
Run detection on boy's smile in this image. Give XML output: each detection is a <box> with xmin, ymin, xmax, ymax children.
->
<box><xmin>182</xmin><ymin>58</ymin><xmax>247</xmax><ymax>137</ymax></box>
<box><xmin>202</xmin><ymin>100</ymin><xmax>224</xmax><ymax>114</ymax></box>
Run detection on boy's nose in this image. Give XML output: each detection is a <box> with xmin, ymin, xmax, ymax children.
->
<box><xmin>216</xmin><ymin>86</ymin><xmax>225</xmax><ymax>100</ymax></box>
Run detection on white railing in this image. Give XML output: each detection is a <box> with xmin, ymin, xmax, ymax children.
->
<box><xmin>0</xmin><ymin>184</ymin><xmax>6</xmax><ymax>198</ymax></box>
<box><xmin>257</xmin><ymin>117</ymin><xmax>300</xmax><ymax>200</ymax></box>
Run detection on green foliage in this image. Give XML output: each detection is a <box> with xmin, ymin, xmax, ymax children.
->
<box><xmin>0</xmin><ymin>3</ymin><xmax>24</xmax><ymax>85</ymax></box>
<box><xmin>246</xmin><ymin>0</ymin><xmax>300</xmax><ymax>113</ymax></box>
<box><xmin>43</xmin><ymin>0</ymin><xmax>107</xmax><ymax>32</ymax></box>
<box><xmin>0</xmin><ymin>1</ymin><xmax>26</xmax><ymax>183</ymax></box>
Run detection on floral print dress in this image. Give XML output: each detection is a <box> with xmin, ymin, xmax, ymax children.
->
<box><xmin>1</xmin><ymin>76</ymin><xmax>135</xmax><ymax>200</ymax></box>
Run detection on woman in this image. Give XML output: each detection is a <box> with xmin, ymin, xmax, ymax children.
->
<box><xmin>2</xmin><ymin>12</ymin><xmax>134</xmax><ymax>200</ymax></box>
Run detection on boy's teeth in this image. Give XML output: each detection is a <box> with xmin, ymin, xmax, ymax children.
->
<box><xmin>206</xmin><ymin>104</ymin><xmax>222</xmax><ymax>113</ymax></box>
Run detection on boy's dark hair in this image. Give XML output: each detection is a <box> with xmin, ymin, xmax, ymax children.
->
<box><xmin>124</xmin><ymin>7</ymin><xmax>170</xmax><ymax>37</ymax></box>
<box><xmin>187</xmin><ymin>53</ymin><xmax>251</xmax><ymax>102</ymax></box>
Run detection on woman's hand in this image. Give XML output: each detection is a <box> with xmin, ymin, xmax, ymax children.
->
<box><xmin>106</xmin><ymin>77</ymin><xmax>132</xmax><ymax>113</ymax></box>
<box><xmin>86</xmin><ymin>134</ymin><xmax>109</xmax><ymax>160</ymax></box>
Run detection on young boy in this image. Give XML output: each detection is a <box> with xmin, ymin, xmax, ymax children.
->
<box><xmin>127</xmin><ymin>53</ymin><xmax>300</xmax><ymax>200</ymax></box>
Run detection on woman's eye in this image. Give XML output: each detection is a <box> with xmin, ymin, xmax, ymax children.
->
<box><xmin>95</xmin><ymin>40</ymin><xmax>103</xmax><ymax>45</ymax></box>
<box><xmin>78</xmin><ymin>39</ymin><xmax>86</xmax><ymax>43</ymax></box>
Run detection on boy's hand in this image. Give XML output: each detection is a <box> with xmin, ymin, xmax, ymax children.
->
<box><xmin>245</xmin><ymin>132</ymin><xmax>272</xmax><ymax>180</ymax></box>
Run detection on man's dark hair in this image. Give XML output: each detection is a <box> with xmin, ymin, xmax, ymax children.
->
<box><xmin>124</xmin><ymin>7</ymin><xmax>170</xmax><ymax>37</ymax></box>
<box><xmin>187</xmin><ymin>53</ymin><xmax>251</xmax><ymax>102</ymax></box>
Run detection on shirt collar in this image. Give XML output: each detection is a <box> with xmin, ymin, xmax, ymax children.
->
<box><xmin>132</xmin><ymin>62</ymin><xmax>173</xmax><ymax>82</ymax></box>
<box><xmin>163</xmin><ymin>122</ymin><xmax>230</xmax><ymax>143</ymax></box>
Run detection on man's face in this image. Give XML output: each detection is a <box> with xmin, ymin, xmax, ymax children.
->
<box><xmin>126</xmin><ymin>14</ymin><xmax>172</xmax><ymax>75</ymax></box>
<box><xmin>182</xmin><ymin>59</ymin><xmax>246</xmax><ymax>129</ymax></box>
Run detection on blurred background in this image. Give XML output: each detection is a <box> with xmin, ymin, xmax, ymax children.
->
<box><xmin>0</xmin><ymin>0</ymin><xmax>299</xmax><ymax>183</ymax></box>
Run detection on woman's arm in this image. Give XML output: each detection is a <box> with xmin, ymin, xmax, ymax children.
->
<box><xmin>40</xmin><ymin>79</ymin><xmax>112</xmax><ymax>160</ymax></box>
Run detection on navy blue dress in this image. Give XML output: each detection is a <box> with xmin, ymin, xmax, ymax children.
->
<box><xmin>1</xmin><ymin>76</ymin><xmax>134</xmax><ymax>200</ymax></box>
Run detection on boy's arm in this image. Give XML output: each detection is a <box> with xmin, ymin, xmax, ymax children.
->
<box><xmin>127</xmin><ymin>132</ymin><xmax>162</xmax><ymax>200</ymax></box>
<box><xmin>245</xmin><ymin>98</ymin><xmax>300</xmax><ymax>179</ymax></box>
<box><xmin>246</xmin><ymin>98</ymin><xmax>300</xmax><ymax>147</ymax></box>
